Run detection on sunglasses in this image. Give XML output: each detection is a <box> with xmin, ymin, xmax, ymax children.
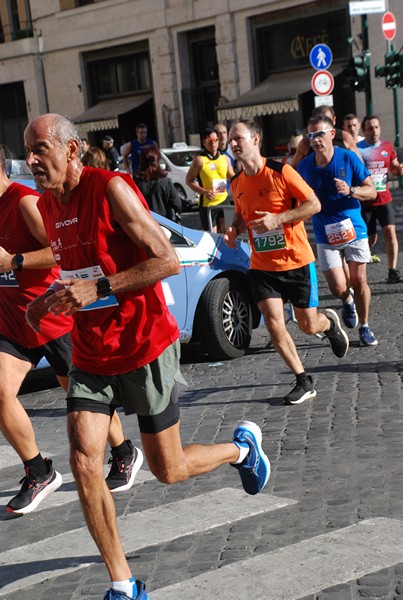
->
<box><xmin>306</xmin><ymin>129</ymin><xmax>334</xmax><ymax>140</ymax></box>
<box><xmin>205</xmin><ymin>137</ymin><xmax>219</xmax><ymax>142</ymax></box>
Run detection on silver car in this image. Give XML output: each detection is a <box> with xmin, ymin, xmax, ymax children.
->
<box><xmin>160</xmin><ymin>143</ymin><xmax>201</xmax><ymax>211</ymax></box>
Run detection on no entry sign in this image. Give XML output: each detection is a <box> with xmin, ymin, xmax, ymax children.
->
<box><xmin>382</xmin><ymin>11</ymin><xmax>397</xmax><ymax>41</ymax></box>
<box><xmin>311</xmin><ymin>70</ymin><xmax>335</xmax><ymax>96</ymax></box>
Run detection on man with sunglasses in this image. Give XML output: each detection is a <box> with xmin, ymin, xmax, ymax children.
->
<box><xmin>224</xmin><ymin>119</ymin><xmax>349</xmax><ymax>406</ymax></box>
<box><xmin>186</xmin><ymin>128</ymin><xmax>234</xmax><ymax>233</ymax></box>
<box><xmin>298</xmin><ymin>115</ymin><xmax>378</xmax><ymax>347</ymax></box>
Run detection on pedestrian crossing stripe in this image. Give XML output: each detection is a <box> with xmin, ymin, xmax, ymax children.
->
<box><xmin>1</xmin><ymin>470</ymin><xmax>155</xmax><ymax>514</ymax></box>
<box><xmin>0</xmin><ymin>489</ymin><xmax>295</xmax><ymax>596</ymax></box>
<box><xmin>150</xmin><ymin>518</ymin><xmax>403</xmax><ymax>600</ymax></box>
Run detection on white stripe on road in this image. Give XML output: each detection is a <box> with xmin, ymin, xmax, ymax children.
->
<box><xmin>0</xmin><ymin>446</ymin><xmax>56</xmax><ymax>470</ymax></box>
<box><xmin>1</xmin><ymin>470</ymin><xmax>155</xmax><ymax>511</ymax></box>
<box><xmin>150</xmin><ymin>517</ymin><xmax>403</xmax><ymax>600</ymax></box>
<box><xmin>0</xmin><ymin>489</ymin><xmax>294</xmax><ymax>596</ymax></box>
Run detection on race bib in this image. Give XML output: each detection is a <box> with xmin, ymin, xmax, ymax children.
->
<box><xmin>325</xmin><ymin>218</ymin><xmax>356</xmax><ymax>246</ymax></box>
<box><xmin>252</xmin><ymin>224</ymin><xmax>286</xmax><ymax>253</ymax></box>
<box><xmin>371</xmin><ymin>173</ymin><xmax>387</xmax><ymax>192</ymax></box>
<box><xmin>60</xmin><ymin>265</ymin><xmax>118</xmax><ymax>311</ymax></box>
<box><xmin>212</xmin><ymin>179</ymin><xmax>227</xmax><ymax>194</ymax></box>
<box><xmin>0</xmin><ymin>270</ymin><xmax>18</xmax><ymax>287</ymax></box>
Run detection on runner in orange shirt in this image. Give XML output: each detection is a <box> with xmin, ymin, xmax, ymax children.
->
<box><xmin>224</xmin><ymin>119</ymin><xmax>349</xmax><ymax>405</ymax></box>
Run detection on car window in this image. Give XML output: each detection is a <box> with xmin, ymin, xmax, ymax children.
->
<box><xmin>160</xmin><ymin>224</ymin><xmax>193</xmax><ymax>247</ymax></box>
<box><xmin>163</xmin><ymin>151</ymin><xmax>200</xmax><ymax>167</ymax></box>
<box><xmin>6</xmin><ymin>159</ymin><xmax>32</xmax><ymax>176</ymax></box>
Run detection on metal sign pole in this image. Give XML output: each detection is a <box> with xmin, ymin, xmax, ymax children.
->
<box><xmin>361</xmin><ymin>14</ymin><xmax>373</xmax><ymax>113</ymax></box>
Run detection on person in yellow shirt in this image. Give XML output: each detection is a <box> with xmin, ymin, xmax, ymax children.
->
<box><xmin>186</xmin><ymin>128</ymin><xmax>234</xmax><ymax>232</ymax></box>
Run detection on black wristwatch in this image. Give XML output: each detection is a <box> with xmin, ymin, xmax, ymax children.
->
<box><xmin>12</xmin><ymin>254</ymin><xmax>24</xmax><ymax>272</ymax></box>
<box><xmin>96</xmin><ymin>277</ymin><xmax>112</xmax><ymax>298</ymax></box>
<box><xmin>349</xmin><ymin>186</ymin><xmax>356</xmax><ymax>197</ymax></box>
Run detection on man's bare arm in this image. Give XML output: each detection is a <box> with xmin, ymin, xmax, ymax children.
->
<box><xmin>44</xmin><ymin>177</ymin><xmax>180</xmax><ymax>315</ymax></box>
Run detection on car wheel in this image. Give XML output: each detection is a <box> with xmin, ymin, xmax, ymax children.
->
<box><xmin>174</xmin><ymin>184</ymin><xmax>191</xmax><ymax>212</ymax></box>
<box><xmin>197</xmin><ymin>277</ymin><xmax>252</xmax><ymax>360</ymax></box>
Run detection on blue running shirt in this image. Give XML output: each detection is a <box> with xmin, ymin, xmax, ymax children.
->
<box><xmin>298</xmin><ymin>147</ymin><xmax>371</xmax><ymax>244</ymax></box>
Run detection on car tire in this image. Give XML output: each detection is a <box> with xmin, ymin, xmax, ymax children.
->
<box><xmin>197</xmin><ymin>277</ymin><xmax>252</xmax><ymax>360</ymax></box>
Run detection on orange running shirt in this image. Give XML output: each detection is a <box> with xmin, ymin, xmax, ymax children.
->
<box><xmin>231</xmin><ymin>160</ymin><xmax>316</xmax><ymax>271</ymax></box>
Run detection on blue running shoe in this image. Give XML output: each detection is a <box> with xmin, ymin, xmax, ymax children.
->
<box><xmin>103</xmin><ymin>580</ymin><xmax>149</xmax><ymax>600</ymax></box>
<box><xmin>231</xmin><ymin>420</ymin><xmax>270</xmax><ymax>495</ymax></box>
<box><xmin>341</xmin><ymin>300</ymin><xmax>358</xmax><ymax>329</ymax></box>
<box><xmin>359</xmin><ymin>325</ymin><xmax>378</xmax><ymax>346</ymax></box>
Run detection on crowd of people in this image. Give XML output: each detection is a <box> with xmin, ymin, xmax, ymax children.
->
<box><xmin>0</xmin><ymin>106</ymin><xmax>401</xmax><ymax>600</ymax></box>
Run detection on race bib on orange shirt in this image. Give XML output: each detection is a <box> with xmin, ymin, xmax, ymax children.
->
<box><xmin>252</xmin><ymin>224</ymin><xmax>286</xmax><ymax>253</ymax></box>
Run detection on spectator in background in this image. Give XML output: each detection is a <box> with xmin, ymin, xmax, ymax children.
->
<box><xmin>288</xmin><ymin>129</ymin><xmax>304</xmax><ymax>155</ymax></box>
<box><xmin>134</xmin><ymin>145</ymin><xmax>182</xmax><ymax>222</ymax></box>
<box><xmin>186</xmin><ymin>128</ymin><xmax>234</xmax><ymax>233</ymax></box>
<box><xmin>81</xmin><ymin>138</ymin><xmax>90</xmax><ymax>155</ymax></box>
<box><xmin>214</xmin><ymin>122</ymin><xmax>235</xmax><ymax>166</ymax></box>
<box><xmin>82</xmin><ymin>146</ymin><xmax>110</xmax><ymax>170</ymax></box>
<box><xmin>123</xmin><ymin>123</ymin><xmax>155</xmax><ymax>175</ymax></box>
<box><xmin>102</xmin><ymin>135</ymin><xmax>120</xmax><ymax>172</ymax></box>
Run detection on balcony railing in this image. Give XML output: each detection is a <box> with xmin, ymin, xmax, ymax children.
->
<box><xmin>0</xmin><ymin>21</ymin><xmax>34</xmax><ymax>43</ymax></box>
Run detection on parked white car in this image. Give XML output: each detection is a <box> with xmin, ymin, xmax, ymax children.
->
<box><xmin>160</xmin><ymin>143</ymin><xmax>201</xmax><ymax>211</ymax></box>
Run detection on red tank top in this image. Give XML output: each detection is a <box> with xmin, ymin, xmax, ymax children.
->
<box><xmin>0</xmin><ymin>183</ymin><xmax>72</xmax><ymax>348</ymax></box>
<box><xmin>37</xmin><ymin>167</ymin><xmax>179</xmax><ymax>375</ymax></box>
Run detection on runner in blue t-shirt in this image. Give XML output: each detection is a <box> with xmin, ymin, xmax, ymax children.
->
<box><xmin>298</xmin><ymin>114</ymin><xmax>378</xmax><ymax>347</ymax></box>
<box><xmin>123</xmin><ymin>123</ymin><xmax>155</xmax><ymax>175</ymax></box>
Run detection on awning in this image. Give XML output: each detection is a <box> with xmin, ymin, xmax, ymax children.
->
<box><xmin>73</xmin><ymin>94</ymin><xmax>152</xmax><ymax>134</ymax></box>
<box><xmin>216</xmin><ymin>66</ymin><xmax>343</xmax><ymax>121</ymax></box>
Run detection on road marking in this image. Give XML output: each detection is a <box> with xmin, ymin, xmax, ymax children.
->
<box><xmin>150</xmin><ymin>518</ymin><xmax>403</xmax><ymax>600</ymax></box>
<box><xmin>0</xmin><ymin>446</ymin><xmax>55</xmax><ymax>470</ymax></box>
<box><xmin>1</xmin><ymin>470</ymin><xmax>155</xmax><ymax>512</ymax></box>
<box><xmin>0</xmin><ymin>490</ymin><xmax>294</xmax><ymax>596</ymax></box>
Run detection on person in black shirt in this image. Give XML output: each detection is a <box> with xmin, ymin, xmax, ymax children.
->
<box><xmin>102</xmin><ymin>135</ymin><xmax>120</xmax><ymax>171</ymax></box>
<box><xmin>134</xmin><ymin>144</ymin><xmax>182</xmax><ymax>221</ymax></box>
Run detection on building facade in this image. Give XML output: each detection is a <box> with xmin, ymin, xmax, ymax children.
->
<box><xmin>0</xmin><ymin>0</ymin><xmax>402</xmax><ymax>158</ymax></box>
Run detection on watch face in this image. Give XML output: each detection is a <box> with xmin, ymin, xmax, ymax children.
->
<box><xmin>14</xmin><ymin>254</ymin><xmax>24</xmax><ymax>271</ymax></box>
<box><xmin>96</xmin><ymin>277</ymin><xmax>112</xmax><ymax>297</ymax></box>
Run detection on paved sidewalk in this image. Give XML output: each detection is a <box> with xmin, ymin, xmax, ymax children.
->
<box><xmin>0</xmin><ymin>190</ymin><xmax>403</xmax><ymax>599</ymax></box>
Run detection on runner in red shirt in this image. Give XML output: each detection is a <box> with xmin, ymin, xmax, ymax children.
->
<box><xmin>24</xmin><ymin>113</ymin><xmax>270</xmax><ymax>600</ymax></box>
<box><xmin>0</xmin><ymin>147</ymin><xmax>134</xmax><ymax>516</ymax></box>
<box><xmin>0</xmin><ymin>146</ymin><xmax>70</xmax><ymax>514</ymax></box>
<box><xmin>357</xmin><ymin>115</ymin><xmax>403</xmax><ymax>283</ymax></box>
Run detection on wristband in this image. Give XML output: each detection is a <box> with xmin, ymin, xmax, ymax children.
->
<box><xmin>47</xmin><ymin>281</ymin><xmax>65</xmax><ymax>293</ymax></box>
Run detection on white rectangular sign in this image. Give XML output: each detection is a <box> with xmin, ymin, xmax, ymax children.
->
<box><xmin>349</xmin><ymin>1</ymin><xmax>386</xmax><ymax>15</ymax></box>
<box><xmin>314</xmin><ymin>94</ymin><xmax>334</xmax><ymax>108</ymax></box>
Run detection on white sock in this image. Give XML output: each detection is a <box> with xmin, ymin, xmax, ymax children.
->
<box><xmin>232</xmin><ymin>441</ymin><xmax>249</xmax><ymax>465</ymax></box>
<box><xmin>111</xmin><ymin>576</ymin><xmax>137</xmax><ymax>598</ymax></box>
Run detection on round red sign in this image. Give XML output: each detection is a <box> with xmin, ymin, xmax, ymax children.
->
<box><xmin>311</xmin><ymin>70</ymin><xmax>335</xmax><ymax>96</ymax></box>
<box><xmin>382</xmin><ymin>11</ymin><xmax>397</xmax><ymax>41</ymax></box>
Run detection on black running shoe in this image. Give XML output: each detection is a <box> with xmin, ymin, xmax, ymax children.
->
<box><xmin>106</xmin><ymin>440</ymin><xmax>143</xmax><ymax>493</ymax></box>
<box><xmin>284</xmin><ymin>376</ymin><xmax>317</xmax><ymax>405</ymax></box>
<box><xmin>6</xmin><ymin>458</ymin><xmax>62</xmax><ymax>515</ymax></box>
<box><xmin>324</xmin><ymin>308</ymin><xmax>349</xmax><ymax>358</ymax></box>
<box><xmin>387</xmin><ymin>268</ymin><xmax>401</xmax><ymax>284</ymax></box>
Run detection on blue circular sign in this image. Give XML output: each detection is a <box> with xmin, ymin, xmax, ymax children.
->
<box><xmin>309</xmin><ymin>44</ymin><xmax>333</xmax><ymax>71</ymax></box>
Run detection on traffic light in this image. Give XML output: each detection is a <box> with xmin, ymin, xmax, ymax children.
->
<box><xmin>375</xmin><ymin>51</ymin><xmax>402</xmax><ymax>88</ymax></box>
<box><xmin>346</xmin><ymin>53</ymin><xmax>370</xmax><ymax>92</ymax></box>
